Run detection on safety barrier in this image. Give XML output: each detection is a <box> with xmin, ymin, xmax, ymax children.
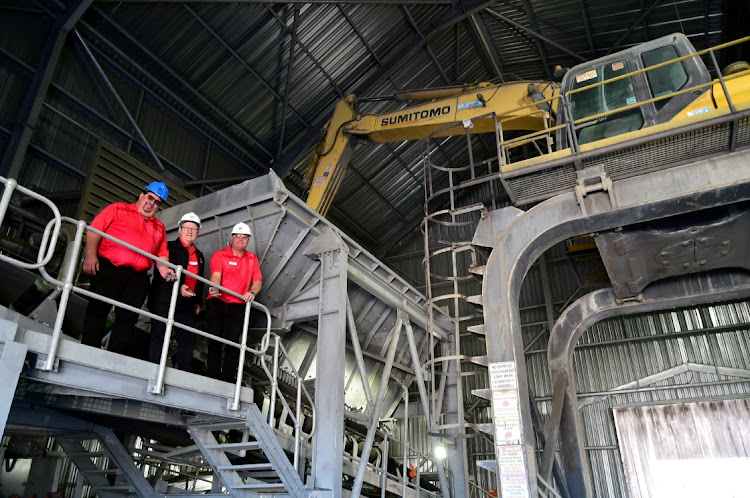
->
<box><xmin>0</xmin><ymin>177</ymin><xmax>315</xmax><ymax>468</ymax></box>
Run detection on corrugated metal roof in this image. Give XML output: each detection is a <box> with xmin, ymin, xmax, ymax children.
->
<box><xmin>3</xmin><ymin>1</ymin><xmax>737</xmax><ymax>254</ymax></box>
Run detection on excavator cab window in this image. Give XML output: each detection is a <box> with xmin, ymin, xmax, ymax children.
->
<box><xmin>569</xmin><ymin>59</ymin><xmax>645</xmax><ymax>145</ymax></box>
<box><xmin>642</xmin><ymin>45</ymin><xmax>689</xmax><ymax>110</ymax></box>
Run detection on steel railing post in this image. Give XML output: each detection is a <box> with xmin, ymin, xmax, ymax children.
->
<box><xmin>294</xmin><ymin>376</ymin><xmax>302</xmax><ymax>471</ymax></box>
<box><xmin>150</xmin><ymin>266</ymin><xmax>183</xmax><ymax>394</ymax></box>
<box><xmin>43</xmin><ymin>219</ymin><xmax>85</xmax><ymax>371</ymax></box>
<box><xmin>230</xmin><ymin>302</ymin><xmax>252</xmax><ymax>411</ymax></box>
<box><xmin>0</xmin><ymin>178</ymin><xmax>17</xmax><ymax>225</ymax></box>
<box><xmin>402</xmin><ymin>385</ymin><xmax>409</xmax><ymax>498</ymax></box>
<box><xmin>268</xmin><ymin>335</ymin><xmax>280</xmax><ymax>425</ymax></box>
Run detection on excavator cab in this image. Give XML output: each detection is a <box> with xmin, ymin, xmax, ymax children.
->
<box><xmin>558</xmin><ymin>33</ymin><xmax>713</xmax><ymax>148</ymax></box>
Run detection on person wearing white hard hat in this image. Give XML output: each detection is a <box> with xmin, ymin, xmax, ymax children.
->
<box><xmin>205</xmin><ymin>222</ymin><xmax>263</xmax><ymax>382</ymax></box>
<box><xmin>147</xmin><ymin>212</ymin><xmax>205</xmax><ymax>371</ymax></box>
<box><xmin>81</xmin><ymin>181</ymin><xmax>175</xmax><ymax>357</ymax></box>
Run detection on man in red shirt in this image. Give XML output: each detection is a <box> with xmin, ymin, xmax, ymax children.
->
<box><xmin>82</xmin><ymin>182</ymin><xmax>174</xmax><ymax>357</ymax></box>
<box><xmin>206</xmin><ymin>222</ymin><xmax>263</xmax><ymax>382</ymax></box>
<box><xmin>147</xmin><ymin>212</ymin><xmax>205</xmax><ymax>371</ymax></box>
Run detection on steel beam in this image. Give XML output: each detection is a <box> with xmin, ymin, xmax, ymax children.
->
<box><xmin>403</xmin><ymin>319</ymin><xmax>450</xmax><ymax>496</ymax></box>
<box><xmin>0</xmin><ymin>0</ymin><xmax>94</xmax><ymax>178</ymax></box>
<box><xmin>442</xmin><ymin>341</ymin><xmax>470</xmax><ymax>497</ymax></box>
<box><xmin>88</xmin><ymin>9</ymin><xmax>274</xmax><ymax>165</ymax></box>
<box><xmin>467</xmin><ymin>13</ymin><xmax>504</xmax><ymax>80</ymax></box>
<box><xmin>484</xmin><ymin>7</ymin><xmax>587</xmax><ymax>63</ymax></box>
<box><xmin>273</xmin><ymin>0</ymin><xmax>499</xmax><ymax>177</ymax></box>
<box><xmin>350</xmin><ymin>313</ymin><xmax>402</xmax><ymax>498</ymax></box>
<box><xmin>74</xmin><ymin>30</ymin><xmax>166</xmax><ymax>172</ymax></box>
<box><xmin>305</xmin><ymin>227</ymin><xmax>349</xmax><ymax>497</ymax></box>
<box><xmin>577</xmin><ymin>0</ymin><xmax>596</xmax><ymax>58</ymax></box>
<box><xmin>521</xmin><ymin>0</ymin><xmax>552</xmax><ymax>80</ymax></box>
<box><xmin>605</xmin><ymin>0</ymin><xmax>664</xmax><ymax>55</ymax></box>
<box><xmin>481</xmin><ymin>154</ymin><xmax>750</xmax><ymax>497</ymax></box>
<box><xmin>547</xmin><ymin>270</ymin><xmax>750</xmax><ymax>497</ymax></box>
<box><xmin>98</xmin><ymin>0</ymin><xmax>453</xmax><ymax>3</ymax></box>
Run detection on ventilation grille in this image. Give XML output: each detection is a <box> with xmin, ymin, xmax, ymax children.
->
<box><xmin>78</xmin><ymin>142</ymin><xmax>194</xmax><ymax>224</ymax></box>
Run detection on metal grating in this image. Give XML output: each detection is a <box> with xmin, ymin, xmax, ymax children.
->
<box><xmin>590</xmin><ymin>122</ymin><xmax>732</xmax><ymax>178</ymax></box>
<box><xmin>736</xmin><ymin>116</ymin><xmax>750</xmax><ymax>147</ymax></box>
<box><xmin>501</xmin><ymin>163</ymin><xmax>577</xmax><ymax>205</ymax></box>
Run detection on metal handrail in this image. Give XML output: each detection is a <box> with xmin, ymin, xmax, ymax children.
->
<box><xmin>0</xmin><ymin>184</ymin><xmax>314</xmax><ymax>439</ymax></box>
<box><xmin>486</xmin><ymin>35</ymin><xmax>750</xmax><ymax>168</ymax></box>
<box><xmin>344</xmin><ymin>442</ymin><xmax>442</xmax><ymax>498</ymax></box>
<box><xmin>0</xmin><ymin>178</ymin><xmax>62</xmax><ymax>270</ymax></box>
<box><xmin>467</xmin><ymin>478</ymin><xmax>495</xmax><ymax>498</ymax></box>
<box><xmin>34</xmin><ymin>216</ymin><xmax>271</xmax><ymax>411</ymax></box>
<box><xmin>258</xmin><ymin>333</ymin><xmax>317</xmax><ymax>471</ymax></box>
<box><xmin>537</xmin><ymin>475</ymin><xmax>563</xmax><ymax>498</ymax></box>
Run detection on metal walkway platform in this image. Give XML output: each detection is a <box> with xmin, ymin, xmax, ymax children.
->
<box><xmin>0</xmin><ymin>172</ymin><xmax>449</xmax><ymax>497</ymax></box>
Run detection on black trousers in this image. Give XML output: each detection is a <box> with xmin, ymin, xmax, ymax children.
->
<box><xmin>82</xmin><ymin>257</ymin><xmax>150</xmax><ymax>357</ymax></box>
<box><xmin>148</xmin><ymin>300</ymin><xmax>197</xmax><ymax>372</ymax></box>
<box><xmin>206</xmin><ymin>299</ymin><xmax>260</xmax><ymax>382</ymax></box>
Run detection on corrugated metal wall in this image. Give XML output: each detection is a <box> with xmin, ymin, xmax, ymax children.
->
<box><xmin>614</xmin><ymin>399</ymin><xmax>750</xmax><ymax>498</ymax></box>
<box><xmin>388</xmin><ymin>186</ymin><xmax>750</xmax><ymax>497</ymax></box>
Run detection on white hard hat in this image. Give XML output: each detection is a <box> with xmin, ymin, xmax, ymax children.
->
<box><xmin>232</xmin><ymin>222</ymin><xmax>251</xmax><ymax>236</ymax></box>
<box><xmin>179</xmin><ymin>212</ymin><xmax>202</xmax><ymax>228</ymax></box>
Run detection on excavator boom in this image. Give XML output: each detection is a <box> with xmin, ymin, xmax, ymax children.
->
<box><xmin>305</xmin><ymin>80</ymin><xmax>556</xmax><ymax>215</ymax></box>
<box><xmin>304</xmin><ymin>33</ymin><xmax>750</xmax><ymax>217</ymax></box>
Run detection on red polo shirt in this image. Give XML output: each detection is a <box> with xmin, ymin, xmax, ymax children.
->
<box><xmin>208</xmin><ymin>245</ymin><xmax>262</xmax><ymax>304</ymax></box>
<box><xmin>183</xmin><ymin>239</ymin><xmax>199</xmax><ymax>292</ymax></box>
<box><xmin>90</xmin><ymin>202</ymin><xmax>169</xmax><ymax>272</ymax></box>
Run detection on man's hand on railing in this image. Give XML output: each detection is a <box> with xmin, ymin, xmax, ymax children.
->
<box><xmin>82</xmin><ymin>253</ymin><xmax>99</xmax><ymax>275</ymax></box>
<box><xmin>156</xmin><ymin>262</ymin><xmax>176</xmax><ymax>282</ymax></box>
<box><xmin>242</xmin><ymin>291</ymin><xmax>256</xmax><ymax>303</ymax></box>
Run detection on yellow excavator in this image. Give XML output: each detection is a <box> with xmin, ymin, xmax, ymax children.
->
<box><xmin>304</xmin><ymin>33</ymin><xmax>750</xmax><ymax>215</ymax></box>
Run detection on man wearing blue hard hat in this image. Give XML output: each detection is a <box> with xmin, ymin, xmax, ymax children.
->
<box><xmin>81</xmin><ymin>181</ymin><xmax>175</xmax><ymax>357</ymax></box>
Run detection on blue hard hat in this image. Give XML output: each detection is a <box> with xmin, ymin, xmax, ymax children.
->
<box><xmin>144</xmin><ymin>181</ymin><xmax>169</xmax><ymax>201</ymax></box>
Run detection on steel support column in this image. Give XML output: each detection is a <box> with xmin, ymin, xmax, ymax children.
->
<box><xmin>403</xmin><ymin>319</ymin><xmax>450</xmax><ymax>496</ymax></box>
<box><xmin>547</xmin><ymin>271</ymin><xmax>750</xmax><ymax>497</ymax></box>
<box><xmin>0</xmin><ymin>0</ymin><xmax>94</xmax><ymax>178</ymax></box>
<box><xmin>305</xmin><ymin>227</ymin><xmax>349</xmax><ymax>497</ymax></box>
<box><xmin>442</xmin><ymin>341</ymin><xmax>470</xmax><ymax>497</ymax></box>
<box><xmin>481</xmin><ymin>154</ymin><xmax>750</xmax><ymax>497</ymax></box>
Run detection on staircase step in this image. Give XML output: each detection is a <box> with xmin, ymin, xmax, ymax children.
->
<box><xmin>204</xmin><ymin>441</ymin><xmax>261</xmax><ymax>451</ymax></box>
<box><xmin>467</xmin><ymin>295</ymin><xmax>483</xmax><ymax>307</ymax></box>
<box><xmin>470</xmin><ymin>423</ymin><xmax>494</xmax><ymax>435</ymax></box>
<box><xmin>93</xmin><ymin>485</ymin><xmax>133</xmax><ymax>492</ymax></box>
<box><xmin>65</xmin><ymin>451</ymin><xmax>106</xmax><ymax>457</ymax></box>
<box><xmin>84</xmin><ymin>469</ymin><xmax>122</xmax><ymax>475</ymax></box>
<box><xmin>467</xmin><ymin>324</ymin><xmax>485</xmax><ymax>336</ymax></box>
<box><xmin>240</xmin><ymin>471</ymin><xmax>279</xmax><ymax>479</ymax></box>
<box><xmin>218</xmin><ymin>463</ymin><xmax>274</xmax><ymax>471</ymax></box>
<box><xmin>471</xmin><ymin>388</ymin><xmax>491</xmax><ymax>401</ymax></box>
<box><xmin>193</xmin><ymin>420</ymin><xmax>249</xmax><ymax>431</ymax></box>
<box><xmin>235</xmin><ymin>483</ymin><xmax>286</xmax><ymax>491</ymax></box>
<box><xmin>468</xmin><ymin>265</ymin><xmax>485</xmax><ymax>277</ymax></box>
<box><xmin>469</xmin><ymin>355</ymin><xmax>487</xmax><ymax>367</ymax></box>
<box><xmin>476</xmin><ymin>460</ymin><xmax>498</xmax><ymax>474</ymax></box>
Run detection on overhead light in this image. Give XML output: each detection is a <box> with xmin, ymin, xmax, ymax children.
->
<box><xmin>434</xmin><ymin>445</ymin><xmax>447</xmax><ymax>460</ymax></box>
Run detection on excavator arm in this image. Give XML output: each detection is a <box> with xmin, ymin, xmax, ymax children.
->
<box><xmin>304</xmin><ymin>80</ymin><xmax>557</xmax><ymax>215</ymax></box>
